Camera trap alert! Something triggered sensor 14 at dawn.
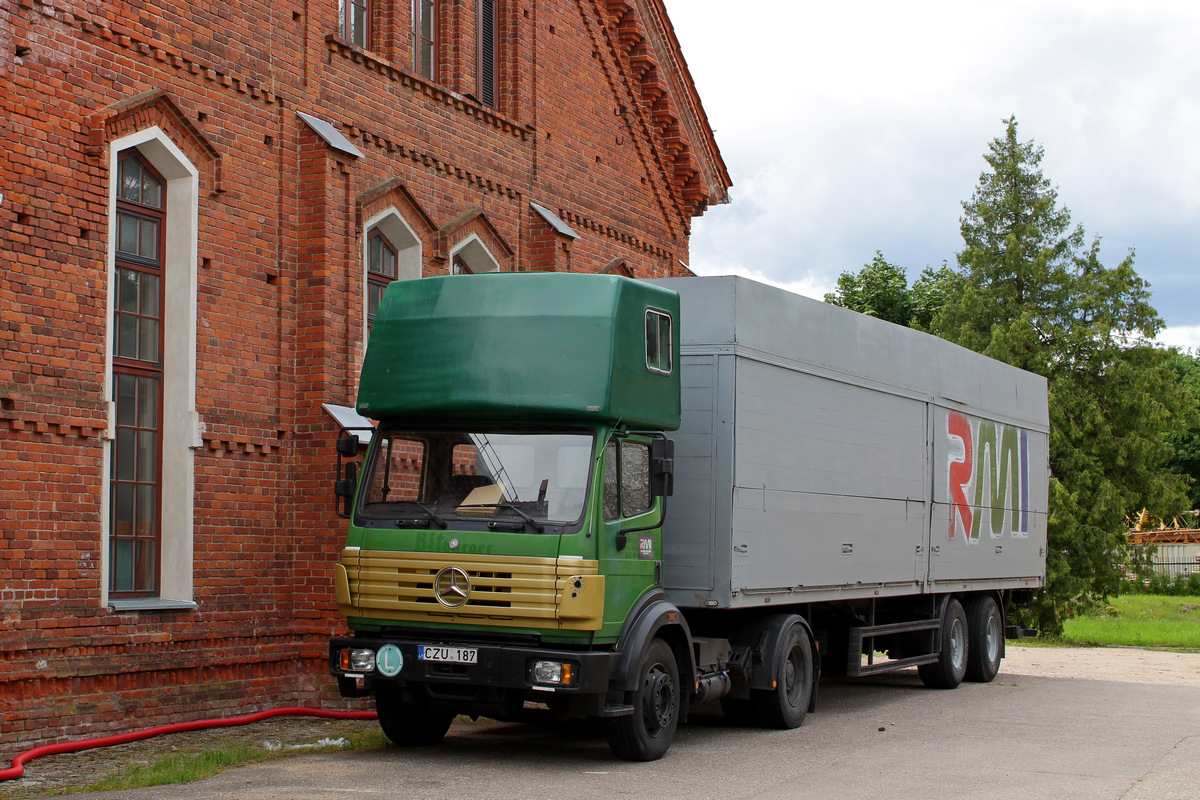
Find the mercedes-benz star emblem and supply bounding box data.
[434,566,471,608]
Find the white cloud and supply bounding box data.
[664,0,1200,328]
[1155,326,1200,354]
[687,259,835,303]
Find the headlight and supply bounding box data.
[340,648,375,672]
[531,660,575,686]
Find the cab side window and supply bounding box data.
[645,309,672,375]
[621,442,651,516]
[603,439,652,520]
[603,440,620,521]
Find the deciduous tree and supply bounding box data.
[1163,352,1200,510]
[824,251,912,326]
[825,254,953,329]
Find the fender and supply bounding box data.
[611,589,696,693]
[932,593,953,651]
[731,613,821,712]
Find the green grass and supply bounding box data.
[77,744,269,793]
[1060,595,1200,650]
[71,727,388,795]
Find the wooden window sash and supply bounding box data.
[111,150,166,597]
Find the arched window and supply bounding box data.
[363,208,422,335]
[111,151,166,596]
[367,228,398,325]
[104,127,200,610]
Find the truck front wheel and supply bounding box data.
[918,598,969,689]
[607,638,680,761]
[375,686,454,746]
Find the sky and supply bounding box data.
[661,0,1200,350]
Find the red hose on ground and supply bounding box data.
[0,707,378,783]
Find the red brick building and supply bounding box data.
[0,0,728,747]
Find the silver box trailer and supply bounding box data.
[649,276,1049,612]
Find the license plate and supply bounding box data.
[417,645,478,664]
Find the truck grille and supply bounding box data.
[340,550,600,630]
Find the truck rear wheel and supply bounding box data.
[965,595,1003,683]
[918,598,969,689]
[749,621,812,729]
[375,687,454,746]
[607,638,679,761]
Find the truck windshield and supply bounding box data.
[357,429,594,531]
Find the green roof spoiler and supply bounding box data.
[357,273,681,431]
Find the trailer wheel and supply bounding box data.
[965,595,1003,683]
[918,598,969,689]
[749,621,812,729]
[375,687,454,746]
[607,638,680,761]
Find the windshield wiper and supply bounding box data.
[456,503,545,533]
[395,502,447,529]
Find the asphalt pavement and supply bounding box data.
[55,665,1200,800]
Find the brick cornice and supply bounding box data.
[28,0,286,108]
[556,208,676,263]
[0,387,106,440]
[339,118,525,204]
[324,35,530,142]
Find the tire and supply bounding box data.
[749,621,813,729]
[918,598,969,690]
[965,595,1003,683]
[375,686,454,746]
[607,638,680,761]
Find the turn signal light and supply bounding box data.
[531,660,575,686]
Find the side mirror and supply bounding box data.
[334,462,358,519]
[334,431,362,520]
[336,433,360,457]
[650,438,674,497]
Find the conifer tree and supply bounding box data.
[930,116,1195,632]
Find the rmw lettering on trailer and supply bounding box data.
[946,411,1031,543]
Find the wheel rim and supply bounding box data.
[949,616,966,670]
[642,661,675,734]
[985,612,1001,664]
[783,644,804,706]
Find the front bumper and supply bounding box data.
[329,635,616,698]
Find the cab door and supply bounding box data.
[599,435,663,627]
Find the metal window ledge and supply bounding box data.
[109,598,198,612]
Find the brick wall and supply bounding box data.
[0,0,728,749]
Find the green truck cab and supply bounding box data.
[329,273,689,760]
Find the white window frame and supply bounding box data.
[449,233,500,274]
[102,127,201,610]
